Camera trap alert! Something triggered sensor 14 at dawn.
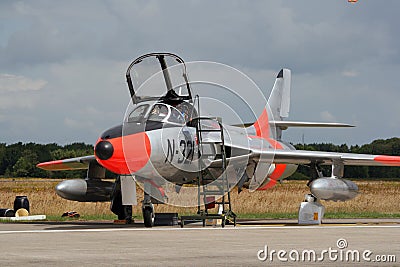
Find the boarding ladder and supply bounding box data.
[180,113,236,227]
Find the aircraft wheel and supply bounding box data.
[143,207,154,228]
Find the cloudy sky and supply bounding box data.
[1,1,400,146]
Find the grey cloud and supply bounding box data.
[0,74,47,92]
[0,0,400,144]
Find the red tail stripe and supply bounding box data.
[258,138,287,190]
[253,108,269,138]
[257,179,277,190]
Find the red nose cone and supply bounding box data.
[95,132,151,174]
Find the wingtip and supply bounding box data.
[374,155,400,166]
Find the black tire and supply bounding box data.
[143,208,154,228]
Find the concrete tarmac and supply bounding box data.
[0,219,398,266]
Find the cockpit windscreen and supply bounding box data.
[127,53,191,103]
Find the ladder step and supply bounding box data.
[202,190,226,193]
[205,186,229,190]
[203,190,228,194]
[203,184,229,189]
[203,188,228,191]
[200,141,223,144]
[203,180,227,185]
[205,186,228,189]
[206,165,224,168]
[197,129,222,132]
[201,176,215,180]
[200,153,216,157]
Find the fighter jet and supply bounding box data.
[37,53,400,227]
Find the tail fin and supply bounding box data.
[267,68,291,121]
[252,69,291,139]
[249,69,353,140]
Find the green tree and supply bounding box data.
[12,149,39,177]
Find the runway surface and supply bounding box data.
[0,219,398,266]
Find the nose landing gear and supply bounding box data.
[142,192,155,228]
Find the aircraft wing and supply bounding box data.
[37,155,96,171]
[271,121,354,130]
[230,121,354,129]
[254,149,400,166]
[209,149,400,168]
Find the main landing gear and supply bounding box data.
[110,177,133,223]
[111,177,156,227]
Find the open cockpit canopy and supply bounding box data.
[126,53,192,104]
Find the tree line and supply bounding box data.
[1,138,400,179]
[0,142,94,178]
[292,137,400,179]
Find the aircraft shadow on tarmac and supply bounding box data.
[6,218,400,231]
